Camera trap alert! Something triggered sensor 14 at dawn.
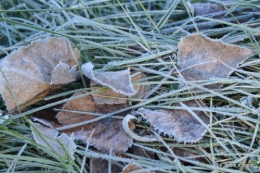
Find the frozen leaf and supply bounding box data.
[0,37,80,112]
[51,62,79,85]
[91,72,150,104]
[31,122,76,158]
[137,101,209,143]
[90,158,121,173]
[177,34,255,89]
[56,92,133,153]
[123,163,150,173]
[81,62,136,95]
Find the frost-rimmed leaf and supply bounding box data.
[91,72,150,104]
[81,62,136,95]
[177,34,256,89]
[31,122,76,158]
[56,92,133,153]
[137,101,209,143]
[0,37,80,112]
[51,62,79,85]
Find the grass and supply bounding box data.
[0,0,260,172]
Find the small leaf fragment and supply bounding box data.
[81,62,136,95]
[177,34,255,89]
[137,101,209,143]
[123,163,150,173]
[192,2,224,16]
[31,122,76,158]
[90,158,122,173]
[0,37,80,112]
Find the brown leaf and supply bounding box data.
[177,34,255,89]
[56,92,133,153]
[90,72,150,104]
[0,37,80,112]
[137,101,209,143]
[81,62,136,96]
[31,122,76,158]
[90,158,122,173]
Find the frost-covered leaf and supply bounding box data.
[31,122,76,158]
[90,158,121,173]
[81,62,136,95]
[137,101,209,143]
[0,37,80,112]
[56,92,133,153]
[91,72,150,104]
[177,34,255,89]
[51,62,79,85]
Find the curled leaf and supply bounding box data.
[91,72,150,104]
[0,37,80,112]
[177,34,255,89]
[31,122,76,158]
[81,62,136,96]
[90,158,121,173]
[137,101,209,143]
[123,163,150,173]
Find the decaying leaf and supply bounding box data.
[91,72,150,104]
[31,122,76,158]
[0,37,80,112]
[81,62,136,96]
[56,92,133,153]
[90,158,122,173]
[177,34,255,89]
[137,101,209,143]
[123,163,150,173]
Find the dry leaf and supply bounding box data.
[90,158,122,173]
[81,62,136,96]
[31,122,76,158]
[56,92,133,153]
[0,37,80,112]
[123,163,150,173]
[91,72,150,104]
[137,101,209,143]
[177,34,255,89]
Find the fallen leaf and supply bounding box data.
[56,92,133,153]
[31,122,76,158]
[177,34,255,89]
[90,158,122,173]
[137,101,209,143]
[81,62,136,96]
[0,37,80,112]
[91,72,150,104]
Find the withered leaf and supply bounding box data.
[177,34,255,89]
[31,122,76,158]
[91,72,150,104]
[0,37,80,112]
[81,62,136,96]
[137,101,209,143]
[56,92,133,153]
